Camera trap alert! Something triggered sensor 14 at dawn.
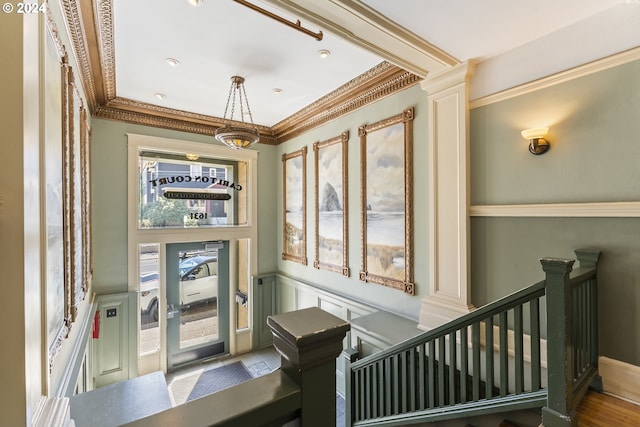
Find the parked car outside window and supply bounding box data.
[140,255,218,324]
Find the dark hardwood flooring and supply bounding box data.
[577,391,640,427]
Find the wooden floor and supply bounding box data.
[577,391,640,427]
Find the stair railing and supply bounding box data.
[541,249,602,427]
[344,249,601,427]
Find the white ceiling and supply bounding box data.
[362,0,622,62]
[112,0,638,128]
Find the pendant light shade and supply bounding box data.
[214,76,260,149]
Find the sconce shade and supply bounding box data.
[521,127,550,155]
[214,76,260,149]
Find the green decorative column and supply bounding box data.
[267,307,350,427]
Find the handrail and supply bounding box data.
[345,249,601,427]
[351,279,546,369]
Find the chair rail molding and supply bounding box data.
[470,201,640,217]
[419,62,477,331]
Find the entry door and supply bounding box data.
[166,241,229,369]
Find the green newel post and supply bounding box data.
[541,249,601,427]
[540,257,576,427]
[267,307,350,427]
[575,249,602,392]
[342,347,359,427]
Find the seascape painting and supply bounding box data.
[360,108,414,294]
[365,123,405,280]
[282,147,307,265]
[314,132,349,275]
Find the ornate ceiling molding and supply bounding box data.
[60,0,101,111]
[95,0,116,100]
[95,104,279,145]
[273,62,421,143]
[102,97,277,145]
[62,0,422,145]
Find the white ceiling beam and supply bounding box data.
[261,0,459,77]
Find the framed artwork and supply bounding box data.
[62,56,75,329]
[282,147,307,265]
[359,108,415,295]
[44,21,72,367]
[44,11,92,368]
[70,81,88,320]
[313,131,349,276]
[80,106,93,294]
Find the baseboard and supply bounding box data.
[599,356,640,404]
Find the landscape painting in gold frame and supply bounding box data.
[282,147,308,265]
[359,108,414,295]
[313,131,349,276]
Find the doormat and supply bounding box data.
[171,361,254,404]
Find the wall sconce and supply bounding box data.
[521,127,550,155]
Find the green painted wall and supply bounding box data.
[471,59,640,205]
[276,84,429,320]
[91,120,278,294]
[92,59,640,365]
[469,59,640,366]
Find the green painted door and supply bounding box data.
[166,241,229,369]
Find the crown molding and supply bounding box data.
[95,103,278,146]
[61,0,104,112]
[273,62,422,143]
[470,46,640,109]
[62,0,423,146]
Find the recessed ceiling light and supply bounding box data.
[188,0,202,6]
[272,88,283,94]
[318,49,331,58]
[166,58,180,67]
[155,93,166,100]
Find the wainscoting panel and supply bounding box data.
[94,293,135,388]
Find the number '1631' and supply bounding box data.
[189,212,208,220]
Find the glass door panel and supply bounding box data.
[166,241,229,369]
[179,254,218,348]
[139,243,160,355]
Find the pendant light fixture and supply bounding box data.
[214,76,260,149]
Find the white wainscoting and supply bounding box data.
[32,397,73,427]
[275,273,379,346]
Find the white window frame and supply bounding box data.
[127,133,258,374]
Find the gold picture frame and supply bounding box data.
[313,131,349,276]
[62,55,74,329]
[359,108,415,295]
[282,147,308,265]
[80,106,93,294]
[45,19,71,366]
[70,82,91,321]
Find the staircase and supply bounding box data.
[344,249,602,427]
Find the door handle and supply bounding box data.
[167,304,179,319]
